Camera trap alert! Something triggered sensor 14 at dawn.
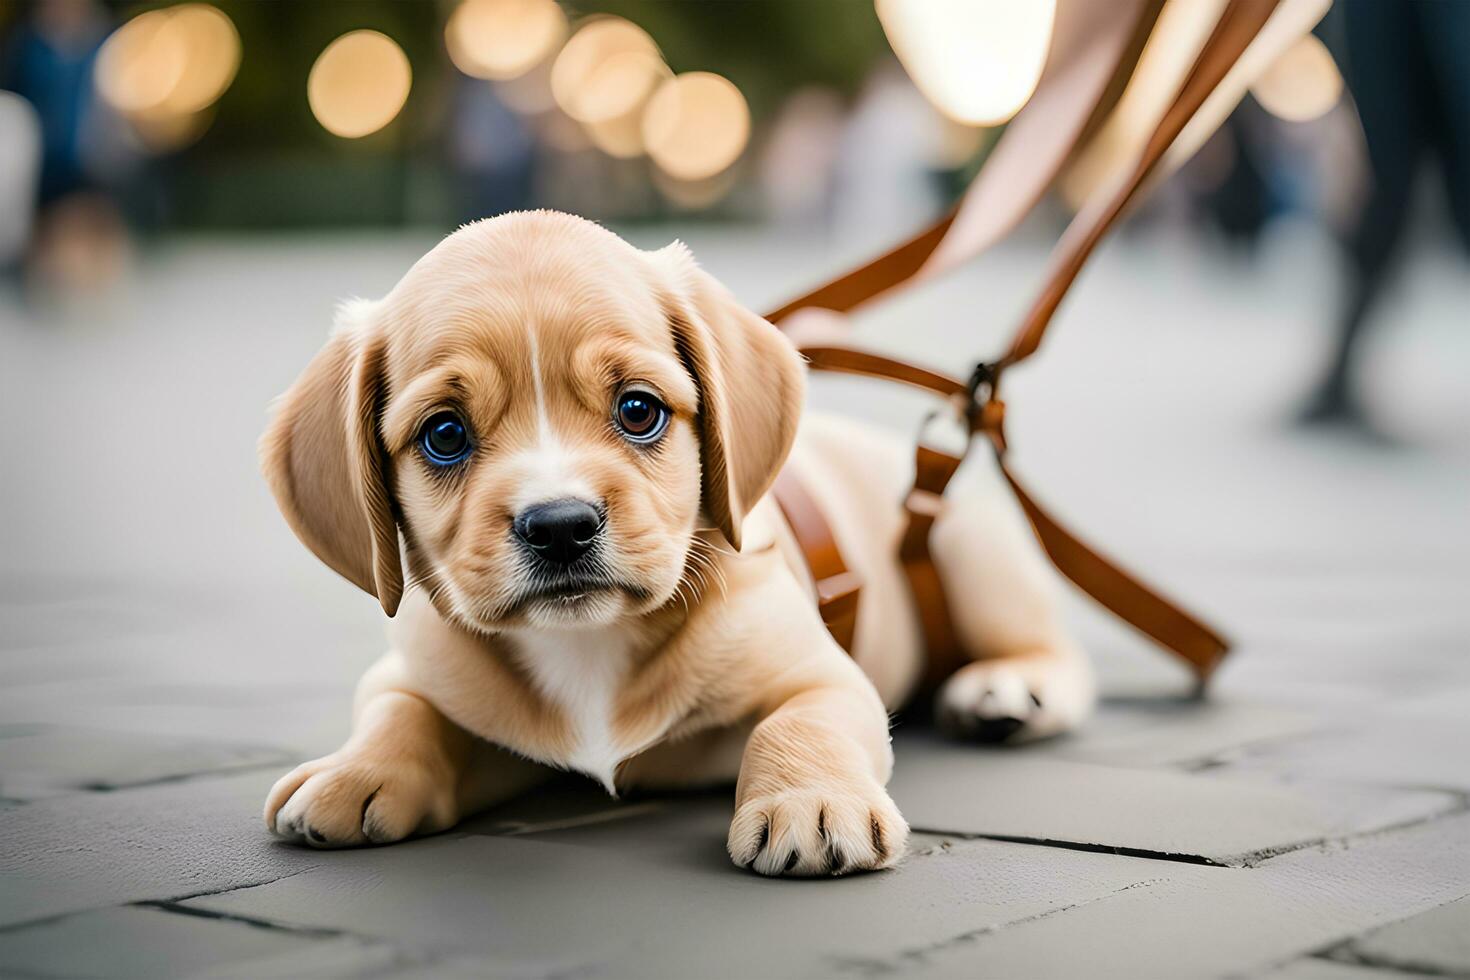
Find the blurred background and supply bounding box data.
[0,0,1466,424]
[0,0,1467,741]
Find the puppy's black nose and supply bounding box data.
[514,498,603,565]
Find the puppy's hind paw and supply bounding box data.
[936,656,1094,745]
[727,782,908,877]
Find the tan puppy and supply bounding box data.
[260,211,1094,876]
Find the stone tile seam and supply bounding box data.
[1316,944,1470,979]
[905,784,1470,871]
[1239,787,1470,869]
[136,899,346,940]
[0,867,318,936]
[140,898,579,978]
[827,876,1172,975]
[1308,889,1470,980]
[907,829,1230,868]
[1172,727,1353,773]
[68,755,296,795]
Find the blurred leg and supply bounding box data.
[1302,0,1429,424]
[1419,0,1470,253]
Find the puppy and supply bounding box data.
[261,211,1094,876]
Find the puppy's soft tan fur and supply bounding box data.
[261,212,1094,876]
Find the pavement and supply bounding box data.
[1,220,1468,979]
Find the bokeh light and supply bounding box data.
[95,4,241,125]
[308,30,413,139]
[574,50,669,126]
[1251,34,1343,123]
[551,17,662,124]
[96,9,189,116]
[875,0,1055,126]
[129,105,216,154]
[160,5,242,115]
[643,72,750,181]
[446,0,568,81]
[584,111,647,159]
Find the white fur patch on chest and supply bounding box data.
[509,627,634,793]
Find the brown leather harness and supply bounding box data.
[767,0,1324,687]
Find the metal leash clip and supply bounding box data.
[964,360,1007,454]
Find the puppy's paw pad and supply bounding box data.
[264,755,450,849]
[937,660,1092,744]
[728,784,907,878]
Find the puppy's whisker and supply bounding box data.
[687,537,729,602]
[692,528,739,558]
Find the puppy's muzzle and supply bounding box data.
[513,498,604,565]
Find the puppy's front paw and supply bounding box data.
[264,751,455,848]
[936,656,1095,744]
[728,781,908,877]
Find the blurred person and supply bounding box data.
[1300,0,1470,427]
[448,76,536,224]
[760,86,845,228]
[0,0,106,207]
[1196,112,1274,250]
[0,90,42,269]
[830,60,948,253]
[1,0,129,297]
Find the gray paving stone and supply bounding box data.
[1223,720,1470,793]
[0,770,323,928]
[0,904,326,979]
[189,940,607,980]
[184,936,446,980]
[185,795,1220,979]
[0,724,293,801]
[1043,698,1325,769]
[1332,895,1470,977]
[876,811,1470,980]
[888,732,1457,865]
[0,680,354,766]
[1253,958,1415,980]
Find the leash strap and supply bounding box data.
[767,0,1323,682]
[770,469,861,652]
[765,0,1165,324]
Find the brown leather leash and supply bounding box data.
[769,0,1321,687]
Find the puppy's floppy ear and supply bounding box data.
[259,300,403,615]
[650,242,806,551]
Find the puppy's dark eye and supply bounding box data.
[614,391,669,444]
[419,411,472,466]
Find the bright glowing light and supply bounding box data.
[308,31,412,139]
[446,0,567,81]
[96,9,186,115]
[1251,34,1343,122]
[160,5,241,114]
[643,72,750,181]
[574,49,668,124]
[875,0,1055,126]
[584,112,646,158]
[551,17,661,123]
[96,4,241,118]
[129,105,215,152]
